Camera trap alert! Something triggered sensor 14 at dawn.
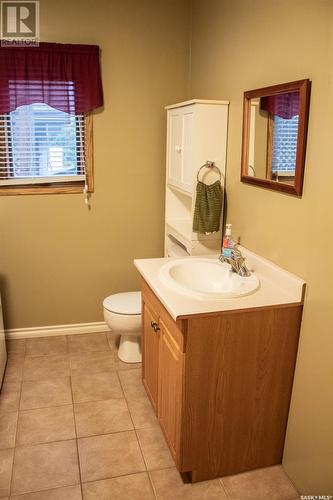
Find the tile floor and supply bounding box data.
[0,332,300,499]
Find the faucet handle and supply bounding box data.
[231,246,242,260]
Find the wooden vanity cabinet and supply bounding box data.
[142,279,185,465]
[141,278,303,482]
[142,302,159,411]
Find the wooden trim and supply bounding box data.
[6,321,110,339]
[266,112,274,179]
[243,79,310,100]
[241,79,311,197]
[0,112,94,196]
[165,99,229,110]
[84,112,94,193]
[0,183,86,196]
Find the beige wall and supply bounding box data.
[190,0,333,494]
[0,0,191,328]
[1,0,332,493]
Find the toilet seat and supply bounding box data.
[103,291,141,316]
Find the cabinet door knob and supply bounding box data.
[150,321,160,333]
[175,145,182,153]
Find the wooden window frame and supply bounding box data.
[241,79,311,197]
[0,112,93,196]
[265,112,274,180]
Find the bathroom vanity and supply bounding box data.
[134,248,305,482]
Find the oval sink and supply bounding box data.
[159,258,260,299]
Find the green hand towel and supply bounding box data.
[192,180,223,234]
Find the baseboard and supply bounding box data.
[6,321,111,339]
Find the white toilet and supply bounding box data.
[103,291,142,363]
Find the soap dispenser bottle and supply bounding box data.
[222,223,234,259]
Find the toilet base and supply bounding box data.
[118,334,142,363]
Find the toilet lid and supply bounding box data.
[103,291,142,315]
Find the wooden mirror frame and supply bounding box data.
[240,79,311,196]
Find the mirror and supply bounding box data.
[241,79,311,196]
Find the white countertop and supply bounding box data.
[134,247,306,321]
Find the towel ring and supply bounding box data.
[197,161,223,183]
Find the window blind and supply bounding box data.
[272,115,298,174]
[0,102,86,186]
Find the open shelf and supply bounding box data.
[165,220,192,251]
[167,183,193,198]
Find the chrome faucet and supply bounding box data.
[219,247,251,277]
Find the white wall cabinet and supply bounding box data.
[167,106,194,193]
[164,99,229,256]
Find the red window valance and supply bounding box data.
[260,91,299,119]
[0,42,103,114]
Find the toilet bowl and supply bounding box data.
[103,291,142,363]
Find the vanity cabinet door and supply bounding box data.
[142,302,160,411]
[158,320,184,463]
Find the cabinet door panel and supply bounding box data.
[167,112,183,187]
[158,321,184,462]
[182,111,194,191]
[142,302,160,411]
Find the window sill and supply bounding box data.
[0,182,93,196]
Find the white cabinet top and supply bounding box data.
[165,99,229,110]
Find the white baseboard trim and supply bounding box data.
[6,321,111,339]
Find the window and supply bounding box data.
[266,113,298,183]
[271,114,298,175]
[0,103,93,194]
[0,43,103,195]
